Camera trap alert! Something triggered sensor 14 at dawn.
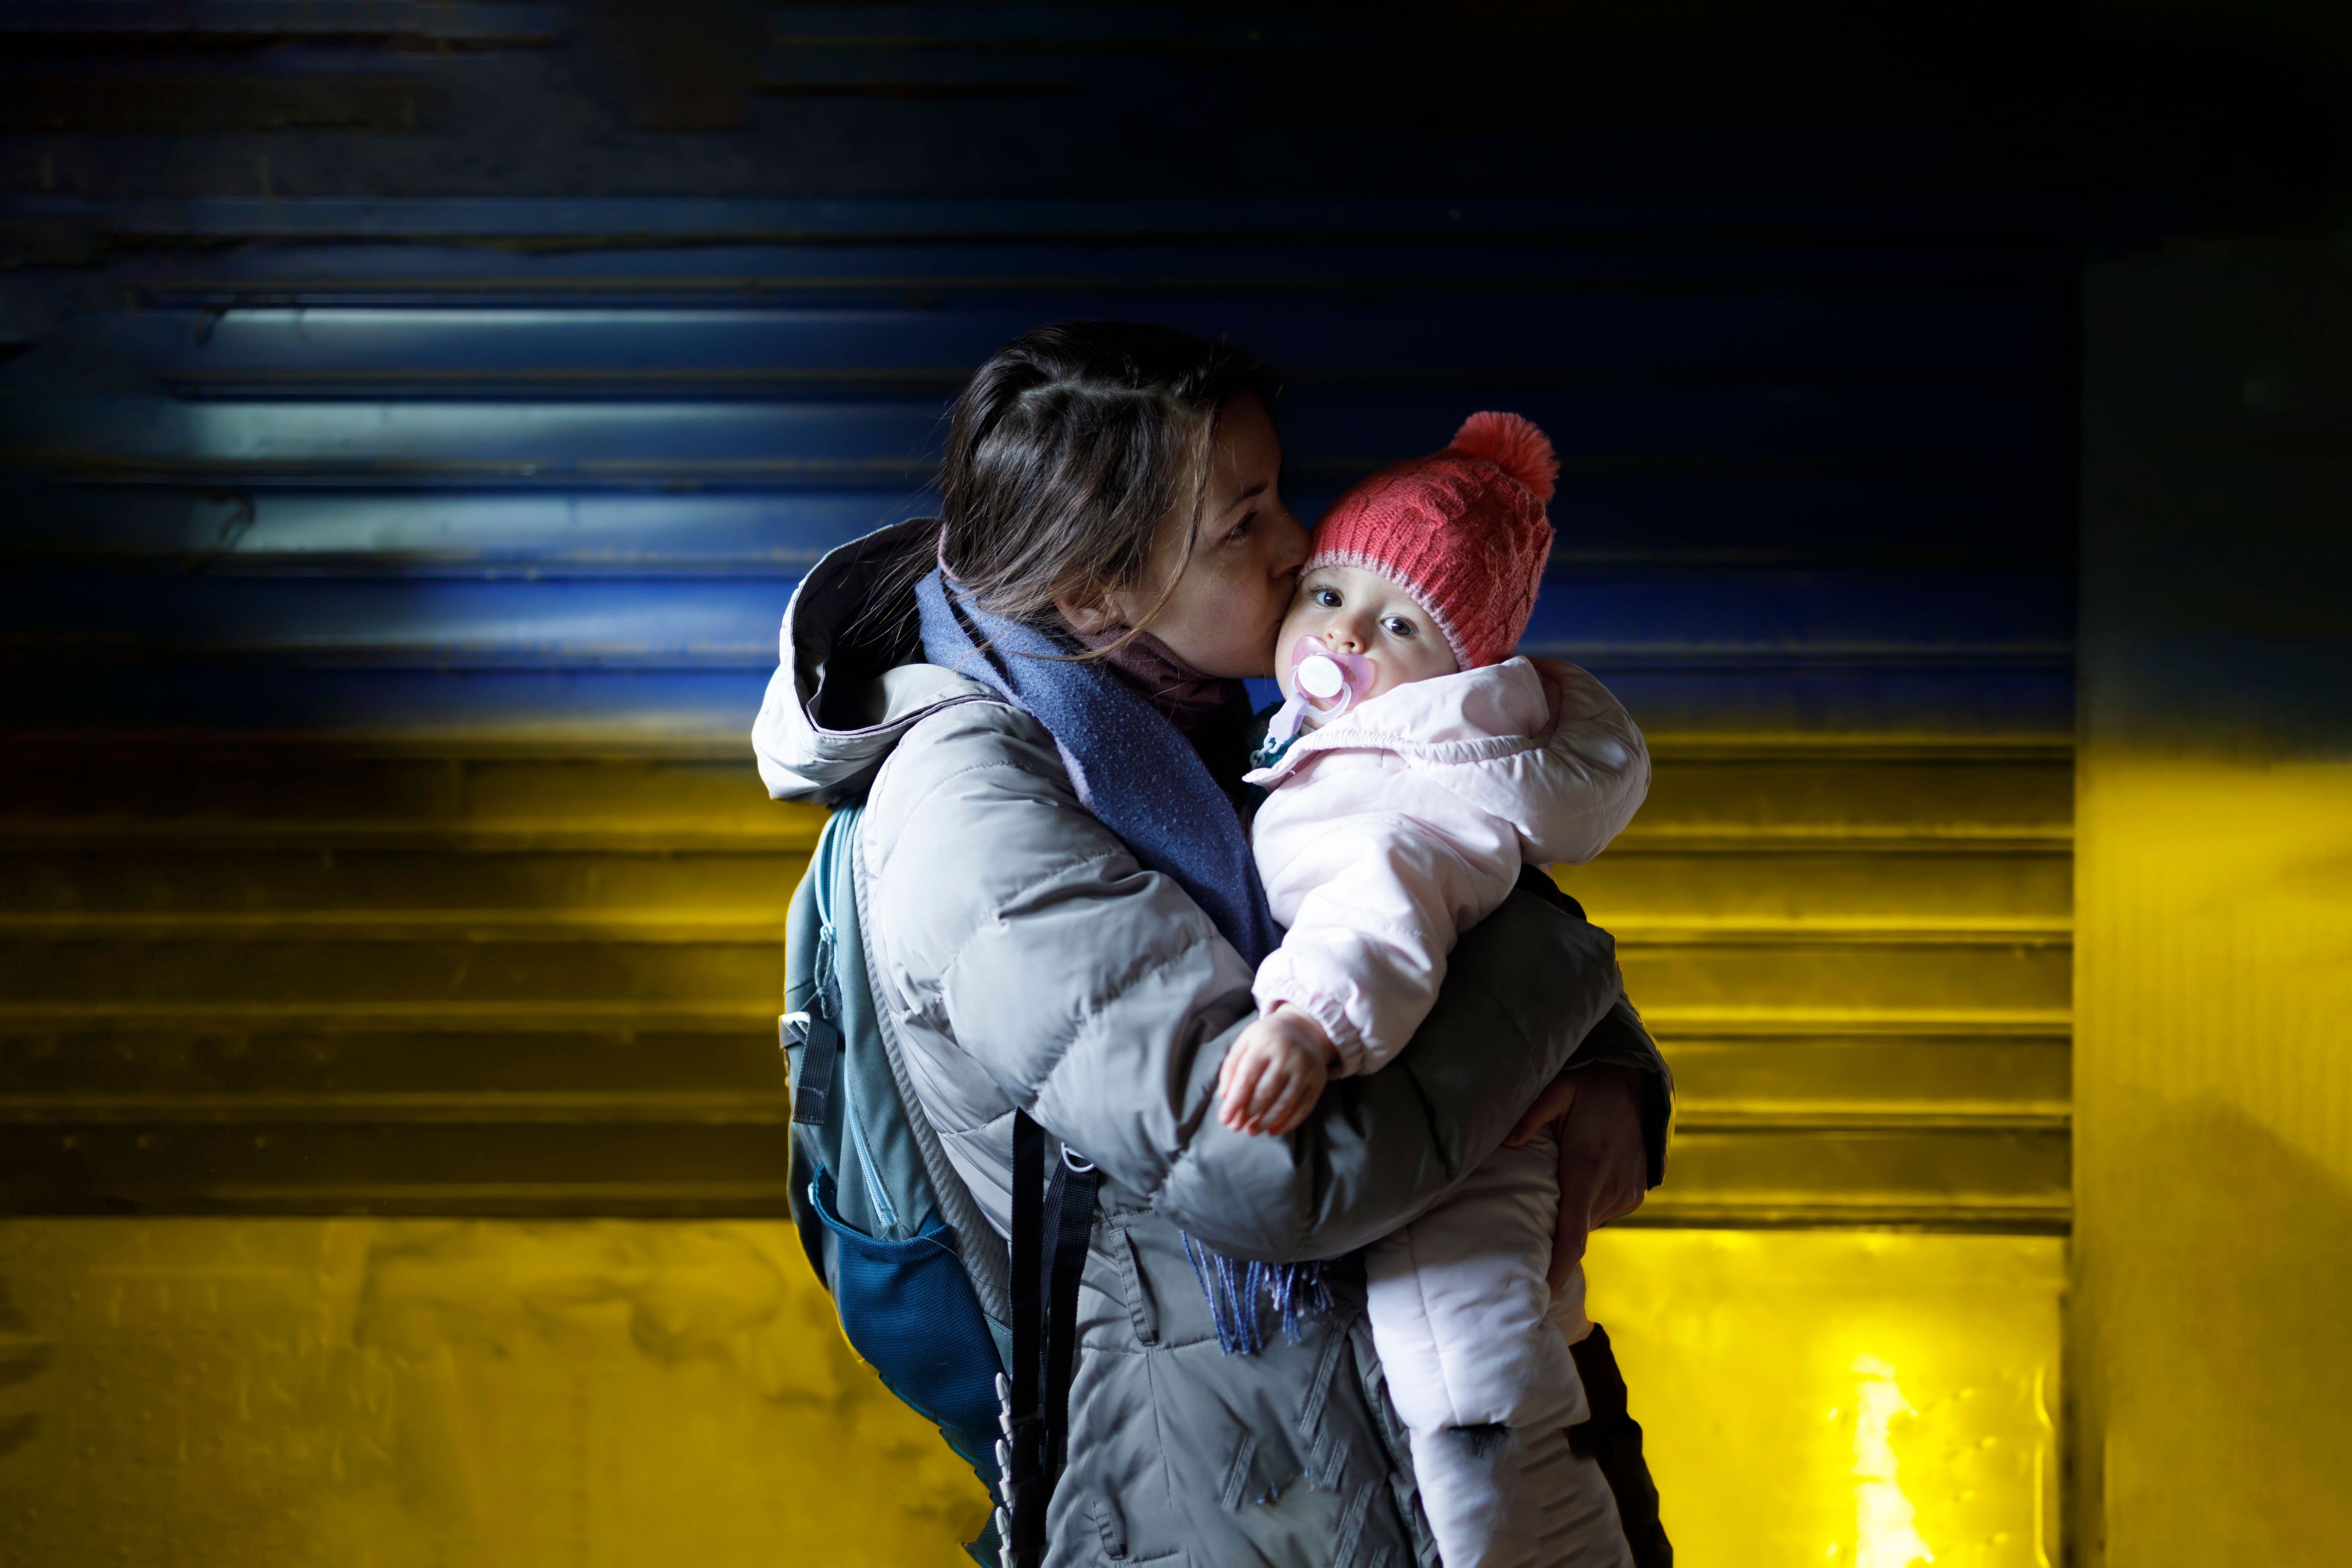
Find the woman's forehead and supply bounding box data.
[1212,394,1281,483]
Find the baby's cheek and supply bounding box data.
[1362,659,1410,703]
[1270,620,1310,698]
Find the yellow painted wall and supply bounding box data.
[0,1219,983,1568]
[0,1220,2061,1568]
[2073,759,2352,1562]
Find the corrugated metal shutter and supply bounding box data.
[3,185,2074,1228]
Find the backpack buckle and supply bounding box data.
[789,1010,842,1128]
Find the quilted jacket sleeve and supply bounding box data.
[860,700,1633,1264]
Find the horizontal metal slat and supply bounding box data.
[0,742,803,822]
[1633,1125,2069,1233]
[0,821,815,852]
[0,47,446,80]
[0,1091,790,1125]
[0,1024,783,1093]
[0,192,2086,243]
[3,384,2073,480]
[0,1120,799,1217]
[92,238,2079,308]
[0,1000,779,1028]
[0,1118,2071,1226]
[0,664,2075,738]
[0,734,2063,849]
[3,847,2062,922]
[1623,744,2072,830]
[0,935,783,1006]
[768,5,1418,53]
[0,487,912,568]
[1637,1006,2071,1037]
[757,50,1084,95]
[0,666,778,738]
[1,846,806,915]
[0,567,2072,661]
[42,293,2071,390]
[0,475,2077,571]
[0,909,2067,944]
[0,819,2056,856]
[0,77,423,132]
[1563,851,2070,928]
[0,396,943,478]
[1619,940,2069,1018]
[0,1039,2068,1130]
[0,910,791,939]
[0,1,566,42]
[1662,1035,2070,1129]
[0,931,2063,1019]
[0,998,2071,1038]
[1530,567,2075,651]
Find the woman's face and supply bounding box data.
[1083,392,1307,679]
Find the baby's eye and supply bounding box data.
[1310,587,1342,608]
[1382,615,1418,638]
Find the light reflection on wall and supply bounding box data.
[1585,1229,2061,1567]
[1850,1355,1933,1568]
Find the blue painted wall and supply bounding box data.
[2,196,2078,741]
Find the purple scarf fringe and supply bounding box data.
[1182,1234,1338,1357]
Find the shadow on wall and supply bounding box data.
[2087,1095,2352,1556]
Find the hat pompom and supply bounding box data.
[1450,411,1557,506]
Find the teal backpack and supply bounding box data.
[783,806,1097,1568]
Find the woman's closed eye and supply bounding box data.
[1224,510,1256,545]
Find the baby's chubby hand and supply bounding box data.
[1215,1004,1337,1136]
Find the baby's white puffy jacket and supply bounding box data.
[1244,656,1649,1074]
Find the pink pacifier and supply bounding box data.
[1294,636,1375,713]
[1266,636,1378,748]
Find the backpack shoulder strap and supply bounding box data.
[827,804,1097,1568]
[843,806,1013,1327]
[996,1114,1098,1568]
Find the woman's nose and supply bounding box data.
[1267,505,1309,577]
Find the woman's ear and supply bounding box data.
[1053,591,1123,636]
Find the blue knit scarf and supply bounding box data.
[915,567,1330,1354]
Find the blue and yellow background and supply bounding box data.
[0,3,2345,1563]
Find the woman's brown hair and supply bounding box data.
[935,321,1279,645]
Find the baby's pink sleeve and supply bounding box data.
[1251,779,1525,1075]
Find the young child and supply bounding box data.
[1214,412,1650,1567]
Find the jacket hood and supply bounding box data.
[1245,656,1650,865]
[751,519,995,802]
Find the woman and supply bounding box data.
[754,323,1670,1566]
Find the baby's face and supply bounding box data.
[1272,564,1461,709]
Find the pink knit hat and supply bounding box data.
[1305,411,1558,670]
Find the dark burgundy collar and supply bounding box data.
[1066,623,1245,735]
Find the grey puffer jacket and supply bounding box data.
[754,522,1669,1568]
